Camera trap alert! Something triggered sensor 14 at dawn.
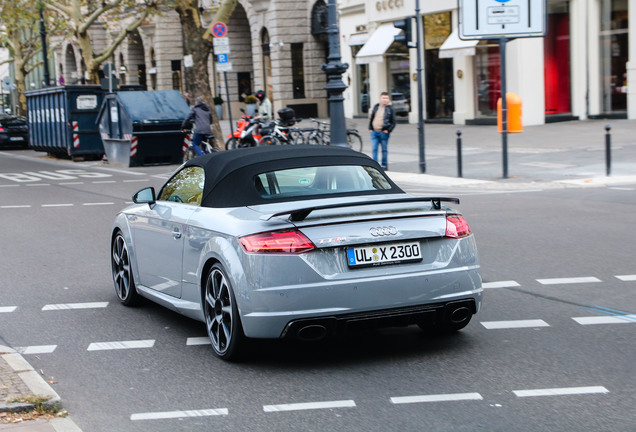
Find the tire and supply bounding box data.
[204,264,245,360]
[225,137,239,150]
[307,132,324,146]
[260,135,281,146]
[111,232,140,306]
[346,131,363,152]
[288,130,304,145]
[183,147,197,162]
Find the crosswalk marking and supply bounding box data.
[391,392,483,404]
[513,386,609,398]
[42,302,109,311]
[481,319,550,329]
[263,400,356,412]
[131,408,228,421]
[87,340,155,351]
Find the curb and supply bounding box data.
[0,346,82,432]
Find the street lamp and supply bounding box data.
[321,0,349,147]
[38,1,51,87]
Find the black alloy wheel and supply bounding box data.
[111,232,139,306]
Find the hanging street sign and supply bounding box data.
[458,0,547,40]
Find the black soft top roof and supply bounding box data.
[181,145,402,208]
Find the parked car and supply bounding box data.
[391,92,410,116]
[111,145,482,360]
[0,114,28,148]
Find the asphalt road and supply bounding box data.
[1,149,635,431]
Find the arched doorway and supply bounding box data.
[64,44,79,83]
[127,30,146,89]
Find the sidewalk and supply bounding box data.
[218,116,636,190]
[0,347,80,432]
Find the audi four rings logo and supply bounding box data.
[369,226,398,236]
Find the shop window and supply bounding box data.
[291,43,305,99]
[600,0,628,113]
[474,41,500,117]
[424,12,453,119]
[545,1,571,115]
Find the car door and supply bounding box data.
[131,166,205,298]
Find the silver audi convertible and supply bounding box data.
[111,145,482,360]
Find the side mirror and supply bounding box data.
[133,187,156,207]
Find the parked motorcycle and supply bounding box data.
[225,109,263,149]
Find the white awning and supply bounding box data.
[439,31,479,58]
[356,24,401,64]
[348,33,368,46]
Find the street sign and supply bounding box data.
[217,54,229,63]
[458,0,547,40]
[216,62,233,72]
[212,22,228,38]
[213,37,230,54]
[2,76,11,91]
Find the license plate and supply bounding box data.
[347,241,422,267]
[9,136,24,141]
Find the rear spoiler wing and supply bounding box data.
[261,197,460,222]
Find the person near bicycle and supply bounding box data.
[255,90,272,121]
[181,96,212,156]
[368,91,396,169]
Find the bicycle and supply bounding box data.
[183,132,216,162]
[305,119,363,152]
[259,118,304,146]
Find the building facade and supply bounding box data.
[339,0,636,126]
[50,0,333,119]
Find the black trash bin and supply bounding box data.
[96,90,189,167]
[26,85,105,159]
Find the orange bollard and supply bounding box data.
[497,93,523,133]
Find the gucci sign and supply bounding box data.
[376,0,404,12]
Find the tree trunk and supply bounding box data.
[10,33,27,117]
[175,0,223,149]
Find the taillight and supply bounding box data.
[239,230,315,254]
[445,214,472,239]
[0,127,4,132]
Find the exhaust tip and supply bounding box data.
[296,324,328,342]
[449,307,471,324]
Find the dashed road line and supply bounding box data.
[15,345,57,355]
[59,182,84,185]
[87,340,155,351]
[41,203,74,207]
[481,319,550,329]
[572,315,636,325]
[0,306,17,313]
[82,202,115,206]
[537,277,602,285]
[25,183,51,187]
[186,337,210,346]
[263,400,356,413]
[482,281,520,289]
[391,392,483,404]
[1,205,31,209]
[513,386,609,398]
[616,274,636,281]
[131,408,228,421]
[42,302,109,311]
[92,180,117,184]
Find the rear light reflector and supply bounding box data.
[239,230,315,254]
[445,214,472,239]
[0,127,4,132]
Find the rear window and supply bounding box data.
[254,165,392,199]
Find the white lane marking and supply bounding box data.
[92,180,117,184]
[26,183,51,187]
[15,345,57,355]
[536,277,601,285]
[123,179,148,183]
[59,182,84,185]
[41,203,74,207]
[87,340,155,351]
[42,302,109,311]
[482,281,520,289]
[1,205,32,209]
[616,274,636,281]
[513,386,609,398]
[0,306,17,313]
[97,166,146,176]
[82,202,115,206]
[0,184,19,188]
[186,337,210,346]
[609,187,634,191]
[263,400,356,413]
[131,408,228,421]
[572,315,636,325]
[481,319,550,329]
[391,392,483,404]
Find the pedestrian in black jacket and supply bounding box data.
[181,97,212,156]
[368,92,396,169]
